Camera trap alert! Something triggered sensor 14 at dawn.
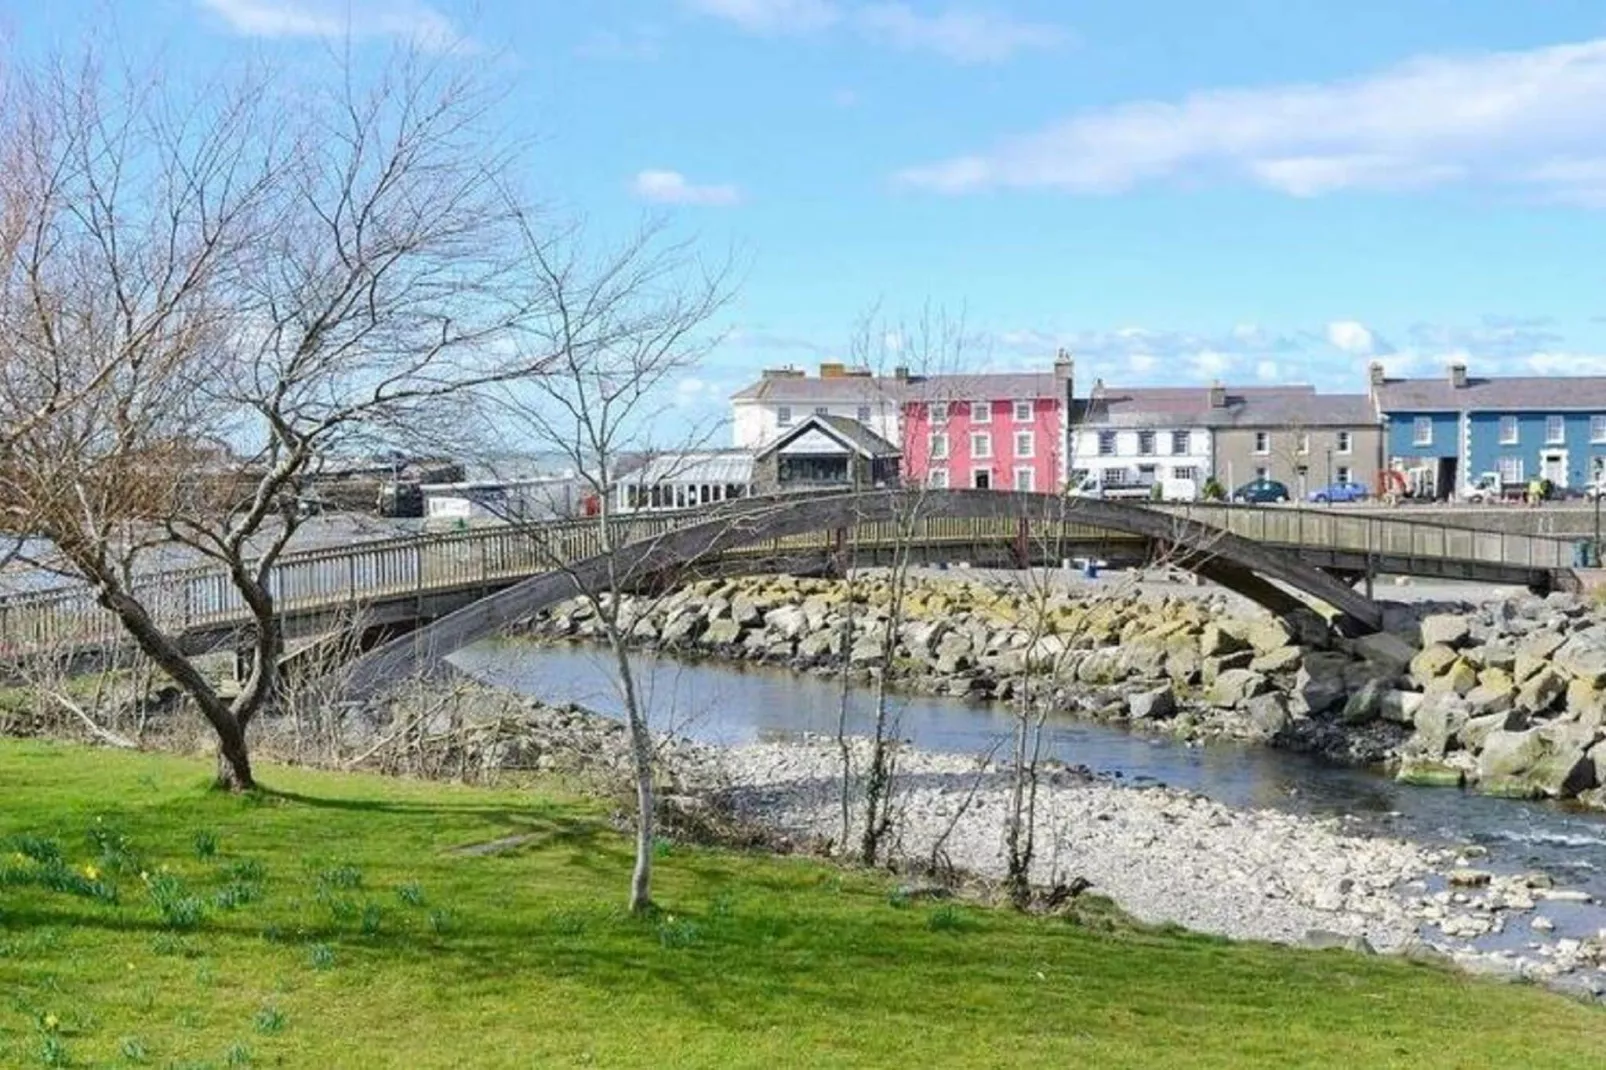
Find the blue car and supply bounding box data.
[1307,481,1369,504]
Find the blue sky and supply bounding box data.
[13,0,1606,423]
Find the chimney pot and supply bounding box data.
[1448,362,1467,388]
[1368,361,1385,387]
[1209,381,1227,408]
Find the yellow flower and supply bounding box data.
[139,870,150,882]
[82,864,100,881]
[42,1013,59,1031]
[8,852,27,866]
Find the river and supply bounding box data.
[450,638,1606,913]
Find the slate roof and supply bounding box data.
[1074,385,1376,429]
[756,414,901,460]
[730,369,1067,403]
[619,450,755,486]
[730,375,900,403]
[1373,376,1606,412]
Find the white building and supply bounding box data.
[421,476,587,524]
[612,450,755,513]
[730,363,904,450]
[1070,387,1215,497]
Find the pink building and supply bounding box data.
[901,358,1073,493]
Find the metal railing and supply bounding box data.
[0,500,1576,654]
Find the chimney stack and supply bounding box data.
[819,362,846,379]
[893,366,909,381]
[1448,361,1468,389]
[1368,361,1385,387]
[1209,381,1227,408]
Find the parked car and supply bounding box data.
[1231,478,1290,504]
[1307,481,1369,504]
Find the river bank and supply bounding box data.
[386,682,1606,999]
[518,572,1606,810]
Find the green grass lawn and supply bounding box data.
[1,740,1602,1069]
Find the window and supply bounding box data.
[928,401,948,423]
[1137,430,1156,455]
[1547,414,1566,444]
[1413,417,1432,446]
[1097,430,1117,456]
[1171,430,1190,455]
[777,405,793,427]
[1172,466,1198,483]
[1014,431,1035,458]
[1498,456,1524,484]
[970,401,991,424]
[1297,433,1310,455]
[928,468,949,489]
[1013,399,1033,422]
[1593,415,1606,443]
[971,433,993,459]
[1499,416,1519,445]
[1013,467,1034,492]
[972,470,991,490]
[929,432,949,460]
[1137,464,1158,486]
[1254,466,1269,480]
[1336,430,1353,454]
[857,404,872,423]
[1102,467,1130,486]
[814,405,829,416]
[1336,466,1353,484]
[1253,431,1270,455]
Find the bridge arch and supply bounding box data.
[339,489,1382,699]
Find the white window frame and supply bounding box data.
[1547,414,1566,445]
[970,401,991,424]
[1335,430,1353,455]
[1335,465,1353,485]
[1013,399,1033,423]
[856,404,872,423]
[927,468,949,489]
[1412,417,1432,446]
[776,405,793,427]
[1498,456,1524,485]
[1592,415,1606,444]
[1170,430,1190,456]
[1014,430,1035,458]
[1013,467,1034,493]
[970,432,993,460]
[1296,432,1310,455]
[929,432,949,461]
[1499,416,1519,445]
[1253,431,1270,455]
[814,405,829,416]
[928,401,949,423]
[1137,430,1156,455]
[1172,465,1198,483]
[1096,430,1117,456]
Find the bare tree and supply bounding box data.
[0,40,545,789]
[471,219,733,914]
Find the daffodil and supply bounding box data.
[83,864,100,881]
[42,1013,59,1031]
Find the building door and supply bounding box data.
[1542,450,1568,487]
[973,470,990,490]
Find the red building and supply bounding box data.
[900,356,1073,492]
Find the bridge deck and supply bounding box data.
[0,499,1579,655]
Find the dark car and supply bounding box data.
[1231,478,1290,504]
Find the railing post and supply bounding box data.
[1014,515,1029,569]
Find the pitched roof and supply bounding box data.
[730,368,1068,404]
[900,371,1065,402]
[730,375,902,403]
[1373,376,1606,412]
[619,450,755,486]
[1220,392,1377,428]
[1074,385,1362,428]
[756,413,901,460]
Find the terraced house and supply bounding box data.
[1372,362,1606,498]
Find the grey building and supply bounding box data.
[752,414,901,494]
[1208,388,1383,499]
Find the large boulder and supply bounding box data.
[1350,631,1415,673]
[1244,693,1291,740]
[1381,689,1425,726]
[1478,725,1599,799]
[1247,617,1294,654]
[1293,654,1355,717]
[1127,685,1177,721]
[730,597,764,628]
[1205,668,1268,708]
[1409,643,1460,687]
[700,618,744,648]
[1199,623,1249,658]
[1420,613,1473,649]
[1460,709,1528,752]
[1407,693,1470,759]
[1249,645,1303,675]
[763,604,809,641]
[1554,633,1606,687]
[1425,658,1478,696]
[1516,667,1567,715]
[1478,642,1517,673]
[660,612,705,646]
[1201,650,1254,683]
[1515,631,1567,681]
[1341,678,1386,725]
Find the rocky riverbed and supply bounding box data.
[521,572,1606,810]
[380,683,1606,999]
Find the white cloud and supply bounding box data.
[853,4,1068,64]
[1190,350,1235,377]
[682,0,840,34]
[1255,360,1282,382]
[1525,352,1606,375]
[1326,320,1380,356]
[630,170,742,207]
[1128,353,1156,373]
[196,0,468,51]
[895,36,1606,201]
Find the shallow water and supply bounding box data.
[449,639,1606,917]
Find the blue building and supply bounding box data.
[1371,362,1606,498]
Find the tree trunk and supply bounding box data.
[214,725,256,791]
[609,627,655,915]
